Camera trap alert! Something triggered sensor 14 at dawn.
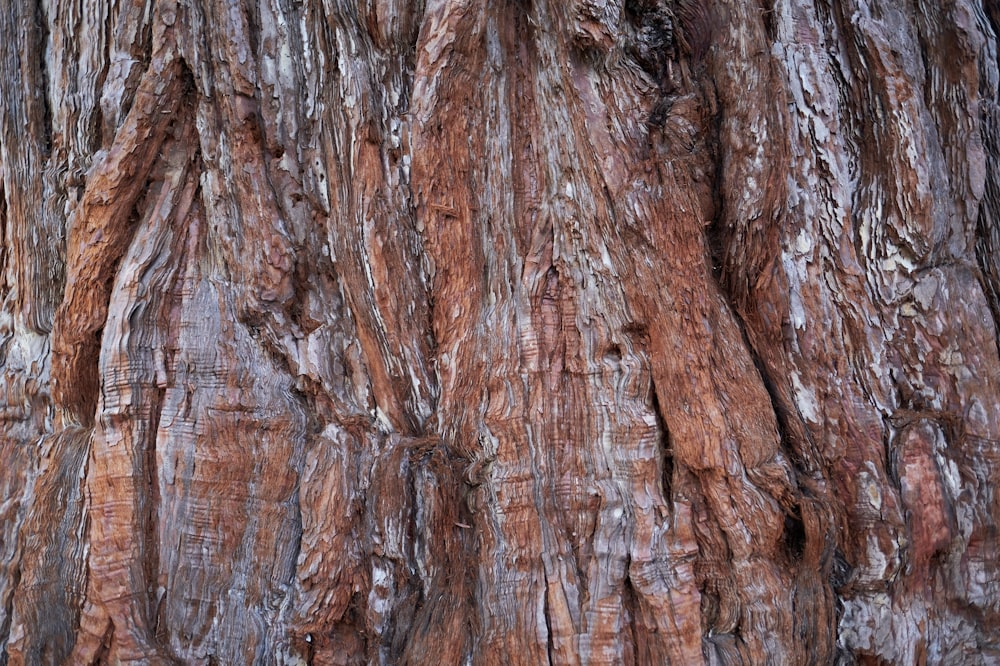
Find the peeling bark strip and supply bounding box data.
[2,0,1000,663]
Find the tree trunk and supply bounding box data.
[2,0,1000,663]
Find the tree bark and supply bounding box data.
[2,0,1000,663]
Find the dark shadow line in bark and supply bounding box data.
[743,346,804,510]
[244,1,260,64]
[90,619,115,666]
[702,87,728,285]
[144,385,168,646]
[975,4,1000,359]
[701,137,834,576]
[541,569,555,666]
[647,371,674,508]
[830,546,853,593]
[974,234,1000,361]
[31,0,52,156]
[88,12,115,155]
[621,569,640,666]
[0,176,6,355]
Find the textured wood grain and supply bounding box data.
[2,0,1000,664]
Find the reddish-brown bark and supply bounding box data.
[2,0,1000,663]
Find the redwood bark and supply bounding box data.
[2,0,1000,664]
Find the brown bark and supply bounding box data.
[2,0,1000,663]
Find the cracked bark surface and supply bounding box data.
[2,0,1000,663]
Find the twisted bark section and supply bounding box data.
[1,0,1000,664]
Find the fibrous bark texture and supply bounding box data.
[2,0,1000,663]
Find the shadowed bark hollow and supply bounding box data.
[2,0,1000,663]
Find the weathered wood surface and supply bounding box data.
[2,0,1000,663]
